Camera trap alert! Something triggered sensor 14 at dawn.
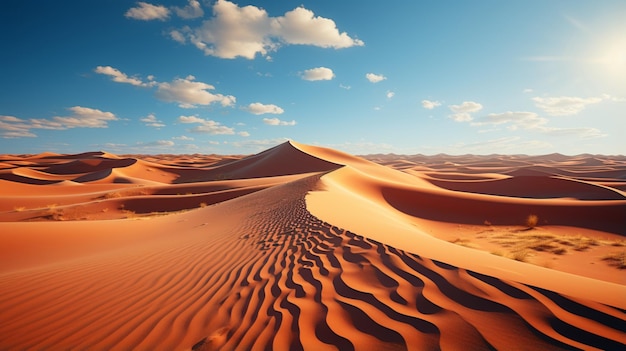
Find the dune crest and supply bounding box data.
[1,142,624,350]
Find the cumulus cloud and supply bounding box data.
[0,107,117,138]
[96,66,235,109]
[365,73,386,83]
[238,131,250,137]
[245,102,284,115]
[532,96,603,116]
[140,114,165,128]
[301,67,335,81]
[169,0,363,59]
[170,29,187,43]
[52,106,118,128]
[271,7,364,48]
[386,91,395,99]
[95,66,154,87]
[155,75,236,108]
[421,100,441,109]
[173,0,203,19]
[263,117,296,126]
[125,2,170,21]
[449,101,483,122]
[178,115,234,134]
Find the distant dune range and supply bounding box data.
[0,141,624,350]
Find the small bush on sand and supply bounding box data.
[525,214,538,229]
[601,251,626,269]
[510,248,531,262]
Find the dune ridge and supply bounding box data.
[1,141,625,350]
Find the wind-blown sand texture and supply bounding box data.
[1,141,625,350]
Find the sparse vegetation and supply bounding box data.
[449,237,479,249]
[199,202,208,208]
[525,214,538,229]
[476,225,625,270]
[510,248,531,262]
[601,250,626,269]
[13,206,26,212]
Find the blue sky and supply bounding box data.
[1,0,625,155]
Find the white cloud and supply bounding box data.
[541,127,605,138]
[365,73,386,83]
[95,66,154,87]
[140,113,165,128]
[532,96,603,116]
[95,66,236,109]
[178,115,235,134]
[449,101,483,122]
[523,88,533,94]
[125,2,170,21]
[472,111,547,130]
[386,91,395,99]
[339,84,351,90]
[0,116,37,138]
[263,117,296,126]
[0,107,117,138]
[170,0,362,59]
[271,7,364,48]
[170,29,186,43]
[52,106,118,128]
[472,111,606,139]
[173,0,203,19]
[421,100,441,110]
[238,131,250,137]
[301,67,335,81]
[245,102,284,115]
[153,140,175,147]
[172,135,194,141]
[156,76,236,108]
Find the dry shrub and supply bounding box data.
[601,251,626,269]
[450,237,480,249]
[525,214,538,228]
[510,249,531,262]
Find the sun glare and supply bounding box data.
[592,32,626,80]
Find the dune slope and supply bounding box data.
[0,141,625,350]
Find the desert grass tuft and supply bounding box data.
[601,251,626,269]
[449,237,480,249]
[510,248,531,262]
[525,214,538,229]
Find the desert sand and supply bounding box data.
[0,141,624,350]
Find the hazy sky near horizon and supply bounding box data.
[1,0,625,155]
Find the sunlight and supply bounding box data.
[591,32,626,80]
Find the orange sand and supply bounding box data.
[0,142,624,350]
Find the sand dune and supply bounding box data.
[0,141,624,350]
